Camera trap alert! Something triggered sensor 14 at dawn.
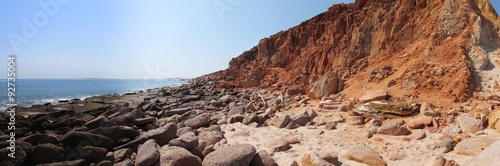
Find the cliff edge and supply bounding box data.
[208,0,500,107]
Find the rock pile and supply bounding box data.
[1,75,500,165]
[0,78,290,166]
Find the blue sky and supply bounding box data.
[0,0,499,79]
[0,0,352,79]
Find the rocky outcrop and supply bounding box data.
[208,0,500,105]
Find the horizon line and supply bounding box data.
[0,77,193,80]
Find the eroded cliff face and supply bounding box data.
[208,0,500,106]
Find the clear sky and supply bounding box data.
[1,0,499,79]
[0,0,352,79]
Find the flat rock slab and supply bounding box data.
[88,126,140,142]
[163,107,194,117]
[359,89,388,103]
[71,103,108,113]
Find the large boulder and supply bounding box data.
[0,145,27,166]
[39,130,62,145]
[114,148,132,162]
[88,126,140,142]
[114,123,177,151]
[291,113,311,126]
[268,139,291,152]
[136,139,160,166]
[300,151,334,166]
[346,115,364,125]
[457,113,484,135]
[377,122,410,136]
[310,73,340,99]
[242,113,259,125]
[425,156,446,166]
[169,131,199,150]
[35,143,65,164]
[136,123,177,146]
[62,131,114,149]
[18,133,42,146]
[83,115,108,129]
[454,137,497,156]
[488,110,500,130]
[202,144,256,166]
[184,114,210,129]
[158,146,202,166]
[407,116,433,129]
[465,140,500,166]
[344,146,386,166]
[250,150,278,166]
[198,129,225,151]
[228,106,245,117]
[271,115,290,128]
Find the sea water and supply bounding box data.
[0,79,185,111]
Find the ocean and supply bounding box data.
[0,79,185,111]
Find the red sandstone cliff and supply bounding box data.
[208,0,500,106]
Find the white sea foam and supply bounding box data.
[0,106,8,112]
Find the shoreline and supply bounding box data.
[1,77,500,165]
[0,80,187,113]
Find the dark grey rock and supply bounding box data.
[88,126,139,142]
[35,143,65,164]
[62,131,114,149]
